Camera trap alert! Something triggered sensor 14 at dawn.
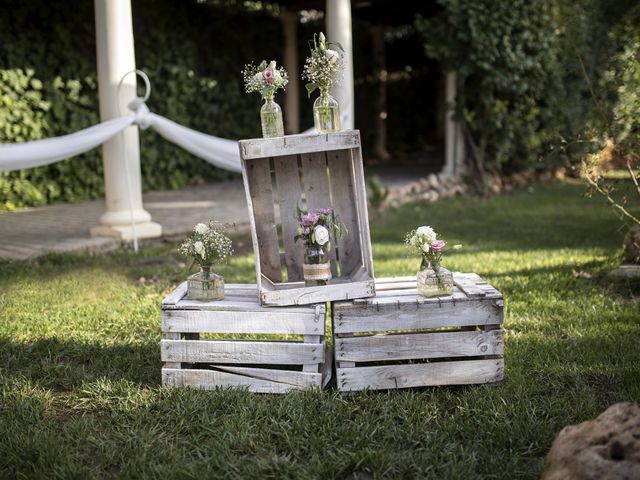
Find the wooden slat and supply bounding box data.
[162,332,182,369]
[454,275,486,298]
[322,345,334,388]
[162,368,320,393]
[162,282,187,305]
[161,309,324,335]
[161,339,324,365]
[350,146,375,280]
[239,130,360,160]
[212,365,321,388]
[244,158,282,283]
[337,359,504,391]
[273,154,305,281]
[261,279,375,307]
[327,149,362,277]
[335,329,503,362]
[300,151,338,277]
[334,298,504,333]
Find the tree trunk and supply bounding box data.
[371,25,390,162]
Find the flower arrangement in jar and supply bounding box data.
[405,225,460,298]
[294,206,346,286]
[242,60,288,138]
[179,221,234,300]
[302,32,344,133]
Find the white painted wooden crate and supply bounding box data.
[238,131,375,306]
[161,282,329,393]
[333,273,504,392]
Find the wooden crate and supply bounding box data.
[333,273,504,392]
[161,282,330,393]
[238,131,375,306]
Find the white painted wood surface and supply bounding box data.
[239,131,360,160]
[160,282,327,393]
[333,274,505,392]
[337,359,504,391]
[335,329,503,362]
[163,368,321,393]
[240,131,375,306]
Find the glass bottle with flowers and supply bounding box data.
[405,226,460,298]
[242,60,288,138]
[294,206,346,286]
[303,32,344,133]
[179,221,234,301]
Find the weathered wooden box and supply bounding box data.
[238,131,375,306]
[333,273,504,392]
[161,282,329,393]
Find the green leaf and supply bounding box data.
[305,82,318,98]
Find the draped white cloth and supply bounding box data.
[0,98,352,174]
[0,102,242,173]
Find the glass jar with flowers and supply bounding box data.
[405,226,460,298]
[303,32,344,134]
[242,60,288,138]
[179,221,234,301]
[294,206,346,286]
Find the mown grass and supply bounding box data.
[1,180,638,479]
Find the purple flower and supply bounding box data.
[316,207,333,215]
[262,67,275,84]
[303,227,311,235]
[431,239,446,252]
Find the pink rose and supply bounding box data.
[262,67,275,84]
[431,239,446,252]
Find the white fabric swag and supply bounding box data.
[0,102,242,173]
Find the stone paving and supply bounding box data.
[0,180,249,260]
[0,167,449,261]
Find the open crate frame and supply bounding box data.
[333,273,505,392]
[161,282,330,393]
[239,130,375,306]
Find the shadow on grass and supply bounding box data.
[0,336,161,391]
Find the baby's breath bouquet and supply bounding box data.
[302,32,344,133]
[179,221,233,300]
[242,60,288,138]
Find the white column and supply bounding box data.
[443,71,466,175]
[91,0,161,240]
[282,9,300,134]
[326,0,354,130]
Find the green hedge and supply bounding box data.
[0,0,284,210]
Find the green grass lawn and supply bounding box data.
[1,180,639,479]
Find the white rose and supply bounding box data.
[253,72,263,83]
[421,243,430,253]
[409,235,419,247]
[194,241,206,259]
[314,225,330,246]
[326,49,340,65]
[194,223,208,235]
[416,226,436,243]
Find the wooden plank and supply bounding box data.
[302,335,322,372]
[322,345,334,388]
[335,329,504,362]
[162,282,187,306]
[162,368,318,393]
[262,279,375,307]
[334,298,504,333]
[337,359,504,391]
[162,332,182,369]
[161,339,324,365]
[454,275,486,298]
[327,149,362,277]
[273,154,305,281]
[350,146,375,280]
[161,309,324,335]
[239,130,360,160]
[213,365,321,388]
[244,157,282,283]
[300,151,338,277]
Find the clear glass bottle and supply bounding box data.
[187,265,224,301]
[416,259,454,298]
[302,243,332,287]
[260,96,284,138]
[313,90,341,133]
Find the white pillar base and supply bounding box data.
[91,220,162,240]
